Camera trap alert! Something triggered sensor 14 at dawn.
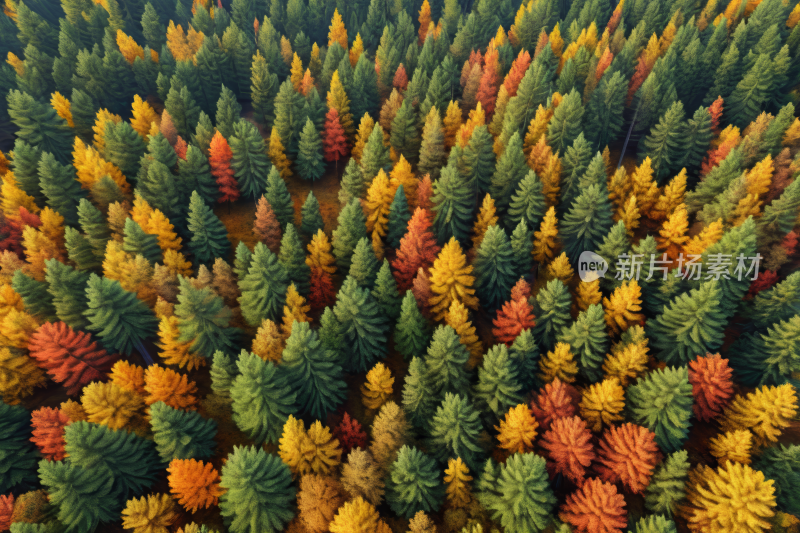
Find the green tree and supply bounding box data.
[239,242,289,326]
[685,148,743,213]
[273,79,305,157]
[386,445,444,519]
[338,158,366,205]
[639,100,687,182]
[278,224,310,295]
[230,118,271,200]
[757,179,800,254]
[429,393,483,472]
[584,71,626,150]
[633,515,677,533]
[210,350,239,398]
[559,133,593,214]
[474,225,516,312]
[348,237,379,289]
[297,117,325,181]
[395,291,432,360]
[233,241,253,280]
[727,53,772,128]
[753,444,800,515]
[679,106,713,174]
[193,111,214,154]
[510,218,533,281]
[390,100,420,164]
[546,88,584,155]
[562,183,614,264]
[371,259,401,322]
[627,366,693,453]
[219,445,295,533]
[44,259,89,330]
[37,152,86,227]
[187,191,230,264]
[359,123,391,183]
[149,401,217,461]
[490,132,528,213]
[10,139,43,203]
[230,352,296,445]
[123,218,162,264]
[84,274,158,357]
[463,125,496,196]
[386,184,411,249]
[557,304,608,382]
[300,191,324,237]
[417,108,445,180]
[139,160,181,223]
[165,82,201,139]
[332,198,368,271]
[351,55,379,122]
[282,321,346,419]
[0,401,38,492]
[474,344,524,421]
[432,164,473,245]
[749,271,800,331]
[729,315,800,388]
[176,276,239,359]
[265,167,294,229]
[65,227,100,271]
[12,270,57,321]
[509,328,540,392]
[507,170,545,233]
[532,279,572,352]
[7,90,72,163]
[318,306,343,365]
[425,325,470,402]
[77,199,110,259]
[402,356,435,431]
[104,121,146,180]
[476,453,556,533]
[644,449,689,516]
[179,144,219,206]
[333,276,389,373]
[215,85,242,139]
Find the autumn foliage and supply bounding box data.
[209,131,239,204]
[492,296,535,345]
[30,406,70,460]
[334,412,368,454]
[392,207,440,292]
[530,378,580,431]
[167,458,224,512]
[541,416,595,484]
[688,353,734,422]
[595,423,660,493]
[560,477,627,533]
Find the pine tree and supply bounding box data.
[432,165,473,245]
[322,107,348,170]
[44,259,89,331]
[278,225,310,296]
[219,445,295,533]
[418,107,445,179]
[149,401,217,461]
[753,444,800,515]
[372,260,401,322]
[362,362,394,412]
[560,477,627,533]
[547,89,585,154]
[386,446,444,519]
[296,117,325,181]
[532,279,572,352]
[474,343,525,423]
[282,321,346,419]
[727,54,773,129]
[360,123,391,183]
[364,169,393,241]
[490,132,528,212]
[424,325,470,402]
[12,270,57,321]
[395,291,431,360]
[640,100,687,182]
[429,237,478,321]
[391,100,420,164]
[386,185,411,250]
[229,119,270,200]
[392,208,440,292]
[238,242,290,326]
[37,152,86,227]
[429,393,483,473]
[558,304,608,382]
[585,70,626,150]
[300,192,324,238]
[720,383,798,448]
[187,191,230,265]
[179,144,219,206]
[264,167,294,229]
[143,364,198,409]
[339,158,366,206]
[251,51,279,129]
[7,90,72,164]
[0,401,39,492]
[507,170,546,233]
[175,276,239,359]
[645,449,689,516]
[474,225,517,311]
[167,458,223,513]
[332,198,368,271]
[333,276,388,373]
[123,218,162,264]
[627,366,693,453]
[595,422,660,494]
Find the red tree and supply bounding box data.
[688,353,734,422]
[393,63,408,91]
[411,267,433,318]
[27,321,117,396]
[253,195,282,253]
[334,412,367,454]
[18,207,41,228]
[492,297,535,345]
[533,30,549,57]
[173,135,188,160]
[626,55,652,105]
[560,478,627,533]
[595,48,613,81]
[708,96,724,134]
[468,49,483,68]
[0,494,13,531]
[416,174,434,216]
[0,212,23,255]
[509,278,531,302]
[606,6,623,35]
[540,416,595,484]
[746,270,779,300]
[476,48,499,116]
[503,49,532,97]
[308,267,335,311]
[30,407,70,460]
[700,140,735,176]
[209,130,240,204]
[595,423,660,494]
[392,208,441,292]
[530,378,580,431]
[782,231,798,256]
[322,107,348,170]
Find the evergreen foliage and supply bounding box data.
[333,276,388,373]
[239,242,290,326]
[149,401,217,462]
[386,446,444,519]
[628,367,693,453]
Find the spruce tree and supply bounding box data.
[728,315,800,388]
[532,279,572,352]
[149,401,217,461]
[187,191,230,264]
[84,274,158,357]
[265,166,295,229]
[639,100,687,182]
[558,304,608,382]
[37,152,86,227]
[65,227,101,271]
[12,270,57,321]
[230,119,271,200]
[371,259,401,322]
[753,444,800,515]
[432,164,473,245]
[403,357,435,431]
[175,276,239,359]
[509,328,540,392]
[559,133,593,214]
[386,446,444,519]
[351,54,379,120]
[282,321,346,420]
[463,125,496,196]
[359,123,391,183]
[179,144,219,206]
[386,184,411,249]
[273,79,306,157]
[507,169,546,233]
[510,219,533,281]
[300,191,324,237]
[749,271,800,331]
[123,218,162,264]
[278,224,310,295]
[474,225,517,312]
[429,393,483,473]
[490,132,528,213]
[562,184,614,264]
[418,108,445,179]
[233,241,253,280]
[644,449,689,516]
[339,158,366,205]
[238,242,290,326]
[77,199,110,259]
[0,401,38,492]
[318,306,343,366]
[474,344,524,421]
[104,121,147,180]
[425,325,470,402]
[333,276,389,373]
[546,88,584,154]
[250,51,279,129]
[395,290,432,360]
[7,90,72,163]
[627,366,693,453]
[727,53,773,128]
[215,85,241,139]
[390,100,420,164]
[230,351,296,445]
[679,106,713,174]
[44,259,89,330]
[11,139,43,204]
[584,70,627,150]
[297,117,325,181]
[332,198,368,271]
[138,159,182,223]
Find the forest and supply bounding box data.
[0,0,799,531]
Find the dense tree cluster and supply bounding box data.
[0,0,799,531]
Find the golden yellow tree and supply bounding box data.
[532,206,560,263]
[471,193,498,249]
[389,154,417,207]
[269,127,293,179]
[352,114,375,162]
[329,497,391,533]
[546,252,574,284]
[684,218,724,256]
[92,108,122,153]
[0,346,46,404]
[602,336,650,387]
[445,299,483,369]
[327,71,354,139]
[528,135,553,175]
[364,169,394,239]
[720,384,798,448]
[121,493,178,533]
[110,359,146,395]
[603,280,644,335]
[163,249,192,277]
[281,283,310,339]
[22,226,61,281]
[580,378,625,432]
[147,209,182,252]
[252,319,284,362]
[524,110,553,155]
[575,278,602,312]
[631,157,660,213]
[306,229,336,274]
[350,33,364,67]
[361,362,394,411]
[607,167,631,210]
[328,9,348,51]
[444,457,472,508]
[1,171,39,218]
[443,100,462,149]
[157,315,205,370]
[0,308,38,348]
[495,403,539,454]
[657,203,689,261]
[143,365,198,410]
[50,92,74,127]
[709,430,753,465]
[116,29,145,63]
[428,238,479,321]
[540,342,578,383]
[651,169,687,220]
[131,95,159,138]
[280,417,343,476]
[616,195,641,237]
[290,52,304,92]
[81,381,144,430]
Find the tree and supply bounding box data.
[362,362,393,412]
[493,297,535,346]
[386,185,411,250]
[278,417,342,477]
[533,206,560,263]
[334,412,367,455]
[547,89,584,154]
[219,445,295,533]
[507,170,546,233]
[37,153,85,227]
[27,321,115,396]
[360,123,391,183]
[283,321,346,419]
[279,225,310,296]
[475,344,524,421]
[532,279,572,352]
[296,118,325,181]
[179,144,219,207]
[559,478,627,533]
[339,158,366,205]
[392,207,440,292]
[476,453,556,533]
[253,196,282,253]
[727,54,773,128]
[395,291,431,360]
[595,423,659,494]
[322,107,348,169]
[559,304,608,382]
[495,403,539,456]
[229,119,270,200]
[429,237,478,321]
[386,446,444,519]
[539,415,594,485]
[391,100,420,163]
[332,198,368,271]
[720,383,798,448]
[329,496,391,533]
[175,276,239,359]
[429,393,483,473]
[640,101,687,181]
[144,365,198,409]
[149,401,217,461]
[299,192,324,239]
[688,353,734,422]
[562,184,614,264]
[579,376,625,432]
[418,107,445,179]
[239,242,289,326]
[754,444,800,515]
[371,259,400,322]
[7,90,72,163]
[0,401,38,492]
[491,132,528,212]
[44,259,89,331]
[333,276,388,373]
[474,225,516,312]
[167,458,223,513]
[187,191,230,264]
[123,218,162,264]
[306,229,336,276]
[264,167,294,229]
[425,325,470,402]
[584,71,626,150]
[297,474,347,533]
[645,449,689,516]
[364,169,393,241]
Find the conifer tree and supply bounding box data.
[0,400,38,492]
[187,191,230,264]
[299,192,324,238]
[7,90,72,164]
[333,276,388,373]
[339,158,366,205]
[418,107,445,179]
[753,443,800,515]
[297,118,325,181]
[532,279,572,352]
[37,153,85,227]
[238,242,290,326]
[429,237,478,321]
[727,54,773,129]
[432,165,473,245]
[348,237,379,289]
[12,270,57,321]
[425,325,470,402]
[547,89,585,154]
[429,393,483,473]
[149,401,217,461]
[278,225,310,296]
[720,383,798,448]
[474,225,517,311]
[391,100,420,164]
[229,119,270,200]
[332,198,368,271]
[386,185,411,250]
[490,132,528,212]
[640,101,687,181]
[475,343,525,421]
[123,218,162,264]
[360,123,391,183]
[179,144,218,206]
[644,449,690,516]
[507,170,546,233]
[386,446,444,519]
[627,366,693,453]
[372,259,401,322]
[558,304,608,382]
[175,276,239,359]
[395,291,431,360]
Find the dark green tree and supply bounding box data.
[239,242,289,326]
[584,70,627,150]
[104,121,147,181]
[728,315,800,388]
[558,304,608,382]
[627,366,693,453]
[474,225,517,312]
[278,224,310,295]
[265,167,294,229]
[639,100,687,182]
[215,85,241,139]
[432,164,473,245]
[37,152,86,227]
[490,132,528,213]
[474,344,524,421]
[233,241,253,281]
[562,183,614,264]
[559,133,593,214]
[386,446,444,519]
[402,357,435,432]
[371,259,401,322]
[429,393,483,472]
[748,271,800,331]
[12,270,57,321]
[44,259,89,330]
[425,325,470,402]
[754,444,800,515]
[546,88,584,154]
[679,105,713,174]
[0,401,38,492]
[179,144,218,206]
[509,329,540,392]
[332,198,368,271]
[149,401,217,461]
[347,237,379,289]
[10,139,43,204]
[300,191,324,238]
[273,79,305,157]
[333,276,389,373]
[65,227,100,270]
[338,158,366,205]
[359,123,391,183]
[727,53,773,128]
[123,218,162,264]
[193,111,215,155]
[297,117,325,181]
[390,100,420,164]
[532,279,572,352]
[282,321,346,420]
[507,170,545,234]
[318,306,343,366]
[187,191,230,264]
[230,119,271,200]
[176,276,239,359]
[395,290,432,360]
[165,82,201,139]
[77,199,109,260]
[510,218,533,281]
[350,54,379,122]
[7,90,72,163]
[462,125,496,196]
[387,184,411,250]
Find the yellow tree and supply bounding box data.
[306,229,336,274]
[549,23,564,61]
[684,218,724,256]
[388,155,417,207]
[132,193,154,228]
[72,138,131,194]
[252,318,284,362]
[327,71,354,139]
[22,226,61,281]
[608,167,630,210]
[281,283,310,339]
[163,249,192,277]
[329,497,391,533]
[0,345,46,404]
[50,92,74,127]
[157,315,204,370]
[1,171,39,218]
[0,308,38,348]
[495,403,539,454]
[651,169,687,220]
[444,457,472,508]
[121,493,178,533]
[92,108,122,153]
[471,194,498,249]
[442,101,462,149]
[617,196,640,238]
[539,342,578,383]
[575,278,602,312]
[131,95,159,138]
[657,203,689,261]
[602,338,650,387]
[429,238,479,321]
[418,0,432,43]
[524,110,553,155]
[116,29,145,63]
[528,135,553,175]
[147,209,182,252]
[280,36,293,65]
[709,430,753,465]
[445,300,483,369]
[720,384,798,448]
[349,33,364,67]
[580,378,625,432]
[268,127,293,179]
[103,240,132,282]
[353,114,375,162]
[603,280,644,335]
[361,362,394,412]
[532,206,560,263]
[364,169,393,239]
[290,53,303,92]
[110,359,146,395]
[81,381,144,430]
[328,9,348,51]
[546,252,574,285]
[631,157,660,213]
[541,154,562,207]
